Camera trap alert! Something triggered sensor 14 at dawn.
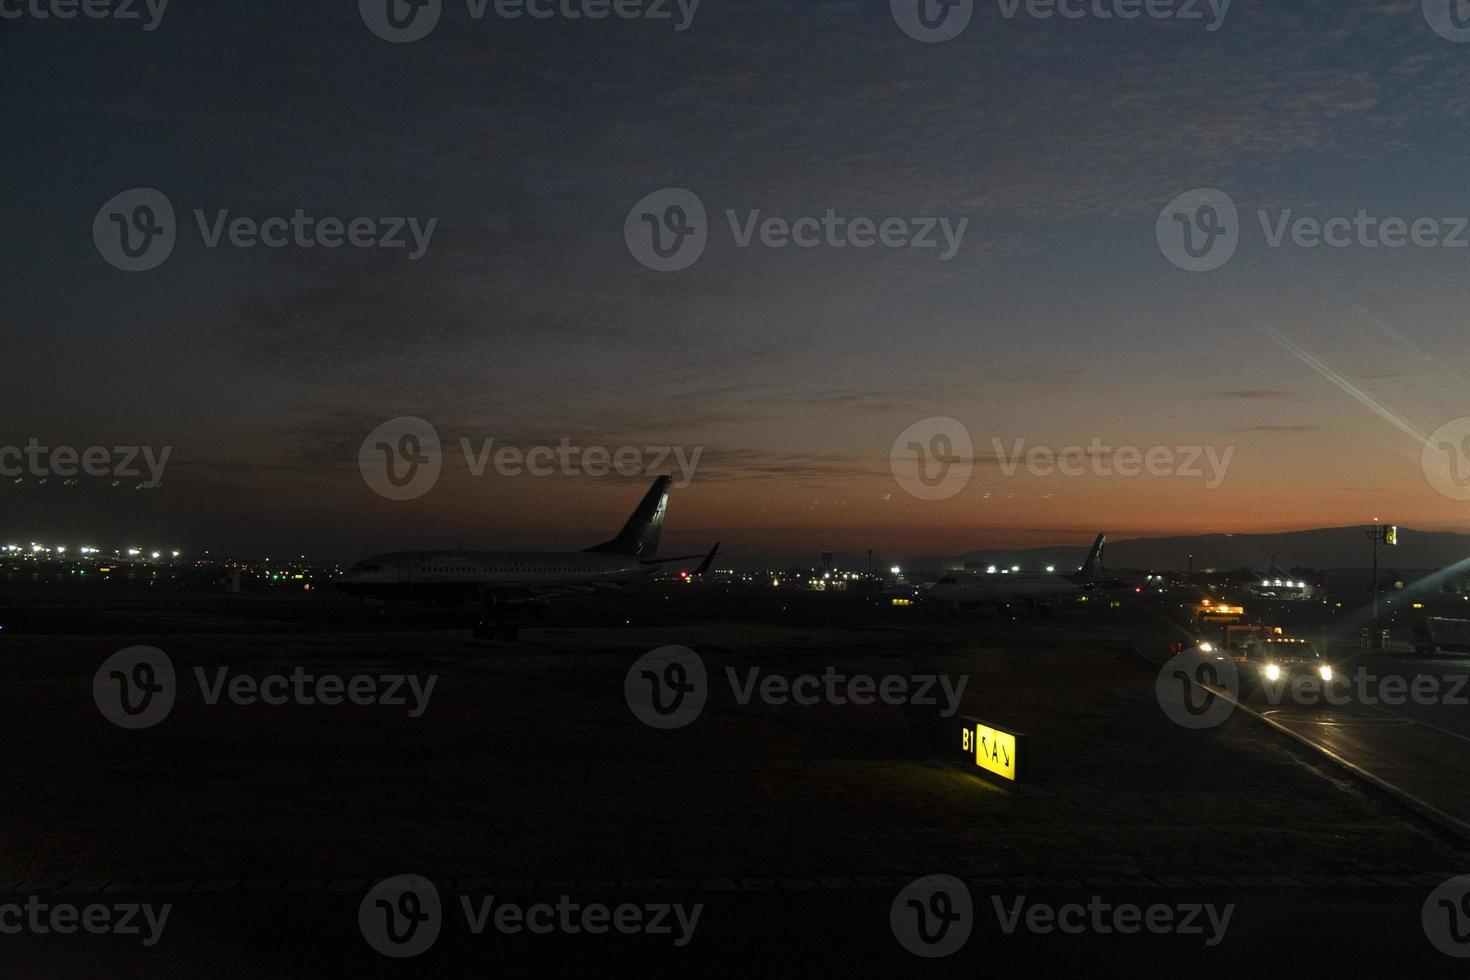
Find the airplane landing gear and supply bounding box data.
[474,590,524,642]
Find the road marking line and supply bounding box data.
[1204,684,1470,841]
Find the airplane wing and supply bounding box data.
[639,541,720,570]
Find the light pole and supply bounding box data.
[1367,523,1398,650]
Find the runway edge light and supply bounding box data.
[954,715,1028,783]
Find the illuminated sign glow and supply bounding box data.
[957,717,1027,782]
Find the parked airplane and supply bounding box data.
[337,476,716,639]
[925,533,1106,612]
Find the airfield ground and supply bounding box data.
[2,583,1467,974]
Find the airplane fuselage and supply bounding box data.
[928,572,1081,605]
[336,550,650,604]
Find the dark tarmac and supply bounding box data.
[1230,648,1470,838]
[4,581,1470,974]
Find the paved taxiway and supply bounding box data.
[1233,648,1470,836]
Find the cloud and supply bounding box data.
[1214,390,1296,400]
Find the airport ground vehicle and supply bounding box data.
[1186,614,1334,692]
[1239,634,1334,690]
[1413,616,1470,655]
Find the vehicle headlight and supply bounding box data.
[1198,642,1213,653]
[1319,665,1332,682]
[1264,663,1281,682]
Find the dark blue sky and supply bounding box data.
[5,0,1470,562]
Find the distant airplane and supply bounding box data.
[926,533,1106,612]
[337,476,717,639]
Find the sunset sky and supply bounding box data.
[5,0,1470,564]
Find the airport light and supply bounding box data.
[171,550,180,558]
[1367,523,1399,650]
[150,551,161,560]
[890,566,901,575]
[1046,565,1055,573]
[127,548,140,557]
[1011,565,1020,572]
[986,565,997,574]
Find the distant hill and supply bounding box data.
[912,526,1470,574]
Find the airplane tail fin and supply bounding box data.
[1079,533,1106,579]
[584,476,671,558]
[694,542,720,576]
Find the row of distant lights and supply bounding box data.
[983,565,1055,574]
[3,544,180,559]
[1261,579,1309,589]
